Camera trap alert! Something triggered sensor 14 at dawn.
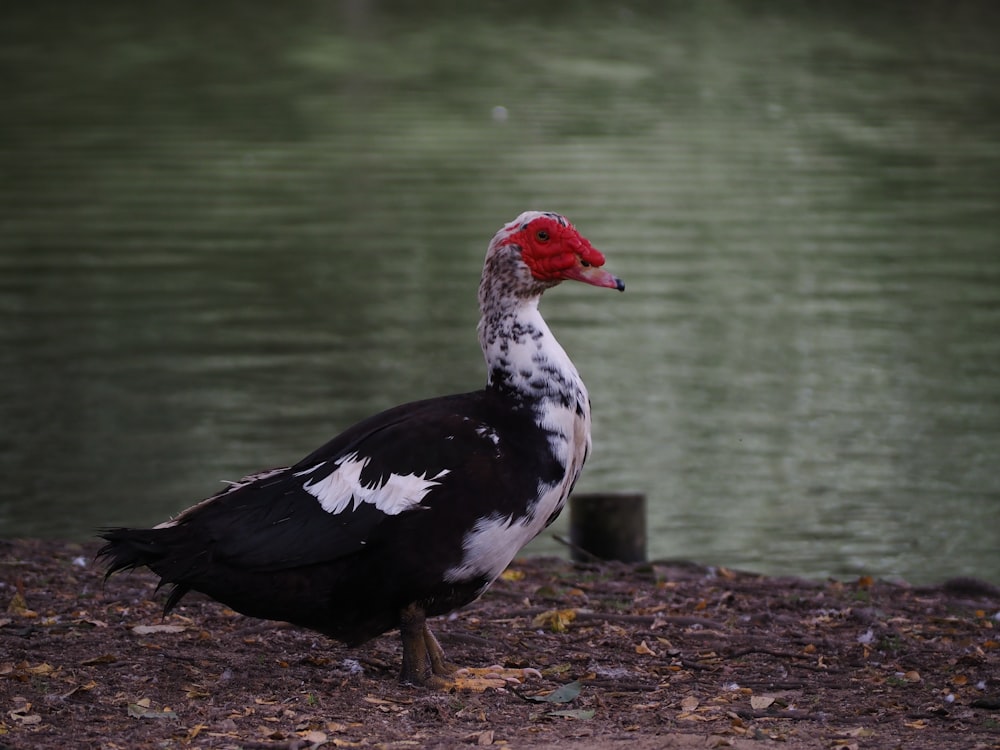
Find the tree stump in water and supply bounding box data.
[568,492,647,563]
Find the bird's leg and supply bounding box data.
[398,606,460,686]
[422,623,458,676]
[398,603,435,686]
[399,604,539,691]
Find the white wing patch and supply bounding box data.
[299,452,449,516]
[444,513,524,584]
[475,425,501,446]
[444,471,579,585]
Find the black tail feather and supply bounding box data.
[163,583,192,613]
[96,527,194,613]
[97,527,168,577]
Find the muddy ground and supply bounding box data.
[2,538,999,750]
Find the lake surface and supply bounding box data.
[2,2,999,583]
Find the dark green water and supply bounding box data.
[2,2,999,583]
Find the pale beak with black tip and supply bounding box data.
[563,262,626,292]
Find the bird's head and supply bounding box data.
[486,212,625,296]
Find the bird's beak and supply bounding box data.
[564,264,626,292]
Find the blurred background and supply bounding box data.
[2,1,998,583]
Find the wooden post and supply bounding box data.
[568,492,647,563]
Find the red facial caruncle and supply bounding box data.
[510,215,624,291]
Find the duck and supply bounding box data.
[98,210,624,686]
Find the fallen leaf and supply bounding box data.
[10,713,42,725]
[680,696,700,712]
[186,723,207,741]
[531,609,577,633]
[127,703,178,720]
[59,681,97,699]
[473,729,494,745]
[635,640,657,656]
[750,695,775,710]
[678,712,714,722]
[362,695,411,706]
[73,618,108,628]
[500,569,525,582]
[841,727,875,738]
[8,702,42,726]
[26,663,55,676]
[132,624,187,635]
[548,709,595,720]
[80,654,117,666]
[903,719,928,730]
[541,663,573,677]
[6,592,29,615]
[525,680,582,704]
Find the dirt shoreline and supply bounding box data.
[2,538,999,749]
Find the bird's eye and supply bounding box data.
[535,229,549,242]
[581,260,591,267]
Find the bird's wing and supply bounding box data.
[171,392,547,572]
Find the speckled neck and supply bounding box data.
[476,251,586,408]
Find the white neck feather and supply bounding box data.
[477,287,587,409]
[477,236,587,400]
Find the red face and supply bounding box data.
[508,215,624,291]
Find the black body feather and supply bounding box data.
[98,387,561,646]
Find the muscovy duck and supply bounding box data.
[99,211,623,686]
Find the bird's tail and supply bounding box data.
[97,527,193,612]
[97,527,167,576]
